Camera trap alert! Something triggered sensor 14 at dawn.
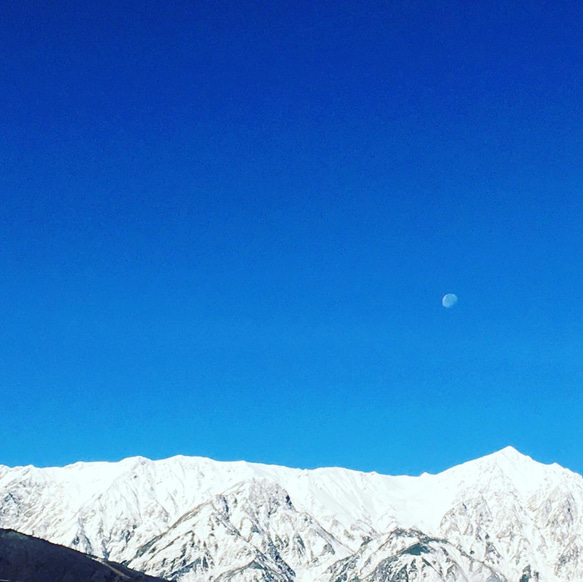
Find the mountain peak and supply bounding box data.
[490,445,531,461]
[458,446,537,470]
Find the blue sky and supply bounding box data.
[1,0,582,475]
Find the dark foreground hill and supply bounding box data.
[0,528,169,582]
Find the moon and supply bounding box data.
[442,293,458,308]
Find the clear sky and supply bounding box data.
[1,0,582,475]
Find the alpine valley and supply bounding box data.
[0,447,581,582]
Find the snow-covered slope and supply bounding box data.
[128,479,349,582]
[326,528,506,582]
[0,447,581,582]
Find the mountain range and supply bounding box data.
[0,447,581,581]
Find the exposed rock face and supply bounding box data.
[326,528,507,582]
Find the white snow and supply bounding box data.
[0,447,581,582]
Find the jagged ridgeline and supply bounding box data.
[0,447,581,581]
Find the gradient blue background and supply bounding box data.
[1,0,582,475]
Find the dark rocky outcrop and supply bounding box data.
[0,528,169,582]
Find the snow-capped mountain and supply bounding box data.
[127,479,349,582]
[0,447,581,581]
[326,528,506,582]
